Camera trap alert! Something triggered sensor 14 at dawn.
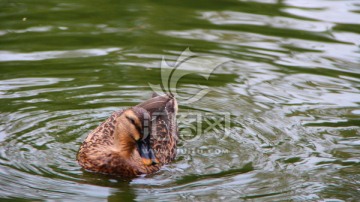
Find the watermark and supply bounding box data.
[146,48,232,156]
[177,146,230,156]
[177,112,231,142]
[148,48,231,104]
[146,111,231,143]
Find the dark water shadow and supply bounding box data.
[79,170,137,201]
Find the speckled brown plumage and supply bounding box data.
[77,94,178,178]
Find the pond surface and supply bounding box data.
[1,0,360,201]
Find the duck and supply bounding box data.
[77,94,178,178]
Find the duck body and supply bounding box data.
[77,94,178,178]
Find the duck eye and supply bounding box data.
[126,116,137,125]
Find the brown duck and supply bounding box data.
[77,94,178,178]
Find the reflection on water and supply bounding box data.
[0,48,120,62]
[0,0,359,201]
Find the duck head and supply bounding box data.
[114,107,157,166]
[114,95,176,166]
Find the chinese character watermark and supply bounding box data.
[177,112,231,142]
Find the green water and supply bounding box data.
[1,0,360,201]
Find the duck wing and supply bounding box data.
[136,95,178,164]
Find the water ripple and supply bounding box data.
[0,48,121,62]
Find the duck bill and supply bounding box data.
[136,139,158,166]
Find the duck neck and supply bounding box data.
[114,123,136,158]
